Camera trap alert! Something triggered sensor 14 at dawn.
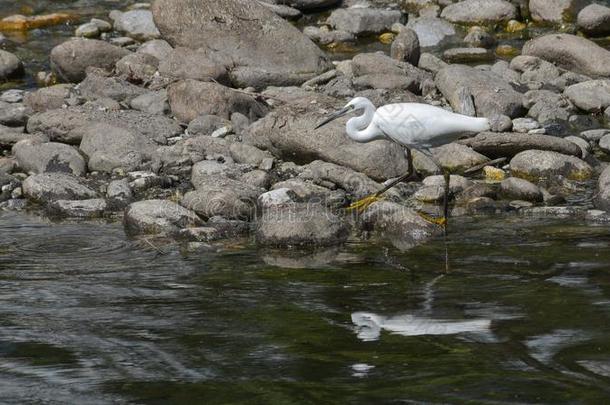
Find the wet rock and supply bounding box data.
[443,47,493,63]
[522,34,610,78]
[255,203,348,247]
[564,80,610,113]
[13,140,86,176]
[27,106,182,145]
[509,55,561,84]
[577,4,610,37]
[107,178,133,208]
[499,177,543,202]
[0,50,24,80]
[124,199,202,235]
[110,9,160,41]
[23,84,72,113]
[152,0,331,89]
[435,64,524,118]
[512,117,540,133]
[597,134,610,154]
[406,16,455,48]
[137,39,173,60]
[565,136,590,159]
[48,198,107,218]
[460,132,581,158]
[75,22,101,38]
[596,165,610,211]
[463,26,495,48]
[440,0,517,24]
[115,52,159,82]
[244,91,410,181]
[158,47,229,84]
[529,0,585,24]
[22,172,98,202]
[50,38,130,83]
[79,123,156,173]
[77,72,147,102]
[167,79,268,123]
[0,102,28,126]
[130,90,169,115]
[230,143,273,166]
[327,8,403,35]
[510,150,593,181]
[358,200,438,250]
[390,28,420,65]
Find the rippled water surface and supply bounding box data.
[2,211,610,403]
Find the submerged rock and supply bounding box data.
[499,177,543,202]
[124,199,202,235]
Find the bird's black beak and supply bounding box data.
[314,105,354,129]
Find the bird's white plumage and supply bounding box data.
[344,97,490,151]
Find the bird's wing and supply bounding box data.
[375,104,435,149]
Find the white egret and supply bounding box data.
[315,97,490,230]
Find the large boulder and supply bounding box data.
[124,199,202,235]
[564,80,610,112]
[243,92,410,181]
[510,150,593,181]
[529,0,586,24]
[13,140,86,176]
[167,79,268,123]
[50,38,130,83]
[460,132,582,158]
[522,34,610,78]
[577,4,610,37]
[151,0,331,89]
[0,50,24,80]
[435,64,524,117]
[22,172,98,203]
[440,0,517,24]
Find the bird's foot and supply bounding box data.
[347,194,383,212]
[417,211,448,227]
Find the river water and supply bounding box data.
[3,0,610,403]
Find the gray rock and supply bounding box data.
[499,177,543,202]
[564,80,610,112]
[327,8,403,35]
[406,16,455,47]
[303,26,356,45]
[564,135,590,158]
[257,188,295,208]
[391,28,420,65]
[435,64,524,118]
[75,22,101,38]
[167,79,268,123]
[598,134,610,154]
[242,169,270,189]
[111,10,161,41]
[158,47,229,84]
[130,90,169,115]
[259,2,302,19]
[443,47,493,64]
[230,143,273,166]
[463,27,495,48]
[525,90,574,124]
[0,101,28,126]
[27,106,182,145]
[422,174,473,194]
[255,203,348,247]
[0,157,16,174]
[77,72,147,102]
[460,132,582,158]
[581,128,610,142]
[530,0,586,24]
[440,0,517,24]
[414,184,445,202]
[596,165,610,211]
[50,38,130,83]
[512,117,540,133]
[48,198,107,218]
[418,52,448,73]
[187,115,232,136]
[522,34,610,78]
[577,3,610,37]
[244,92,410,181]
[351,52,431,93]
[0,125,44,148]
[510,150,593,181]
[152,0,332,89]
[489,114,513,132]
[272,178,343,204]
[0,89,24,103]
[23,84,72,113]
[272,0,339,11]
[79,123,157,173]
[420,143,489,173]
[22,172,98,203]
[0,50,24,80]
[13,140,86,176]
[509,55,561,84]
[124,199,202,235]
[107,178,133,208]
[90,18,112,32]
[115,52,159,82]
[137,39,173,60]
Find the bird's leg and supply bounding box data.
[414,150,450,232]
[347,148,419,212]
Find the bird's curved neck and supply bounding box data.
[346,104,380,143]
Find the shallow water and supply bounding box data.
[2,210,610,403]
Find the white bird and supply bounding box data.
[315,97,490,230]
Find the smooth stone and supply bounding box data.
[530,0,585,24]
[596,165,610,211]
[75,22,100,38]
[124,199,202,235]
[499,177,543,202]
[406,16,455,48]
[187,114,232,136]
[230,143,273,166]
[443,47,493,63]
[13,140,86,176]
[414,143,489,174]
[581,129,610,143]
[597,134,610,154]
[564,80,610,112]
[509,55,561,84]
[422,174,473,194]
[0,50,24,80]
[577,4,610,37]
[48,198,107,218]
[440,0,517,24]
[327,8,404,35]
[22,172,98,202]
[0,89,24,103]
[565,135,590,158]
[463,26,495,48]
[510,150,593,181]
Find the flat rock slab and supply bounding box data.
[22,172,98,203]
[124,199,202,235]
[152,0,331,89]
[460,132,582,159]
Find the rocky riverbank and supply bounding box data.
[1,0,610,251]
